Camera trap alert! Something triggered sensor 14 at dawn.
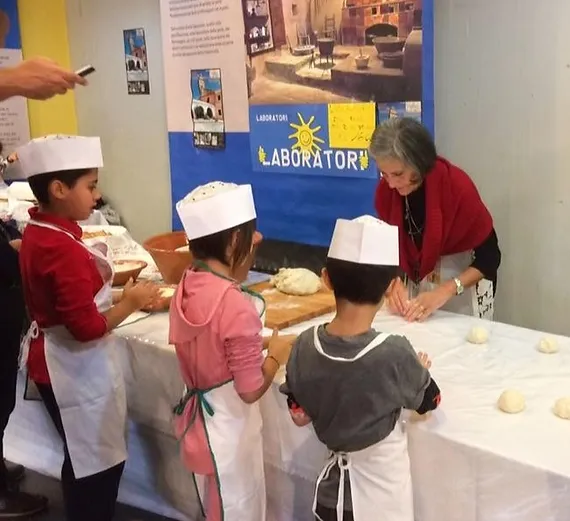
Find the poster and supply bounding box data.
[190,68,226,149]
[245,0,425,177]
[377,101,422,122]
[159,0,433,245]
[0,0,30,154]
[123,28,150,95]
[250,102,375,177]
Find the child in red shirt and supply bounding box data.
[18,135,158,521]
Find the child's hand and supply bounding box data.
[122,279,160,311]
[417,351,432,369]
[267,329,296,366]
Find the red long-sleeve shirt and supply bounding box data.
[19,208,108,384]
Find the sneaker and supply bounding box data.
[4,462,25,484]
[0,490,48,518]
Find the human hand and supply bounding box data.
[267,329,296,366]
[404,285,454,322]
[385,277,409,316]
[9,239,21,251]
[417,351,432,369]
[122,279,160,311]
[10,58,87,100]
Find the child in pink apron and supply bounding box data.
[170,181,295,521]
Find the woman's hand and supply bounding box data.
[386,277,409,316]
[404,285,454,322]
[9,239,21,251]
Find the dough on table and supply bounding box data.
[497,389,525,414]
[467,326,489,344]
[553,397,570,420]
[537,336,559,354]
[270,268,321,296]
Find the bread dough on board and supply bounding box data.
[553,397,570,420]
[497,390,525,414]
[537,337,559,354]
[467,326,489,344]
[270,268,321,296]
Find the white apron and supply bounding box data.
[174,287,266,521]
[312,327,414,521]
[20,219,128,479]
[409,251,494,319]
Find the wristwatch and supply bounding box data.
[452,277,464,296]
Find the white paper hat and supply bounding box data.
[328,215,399,266]
[176,181,257,240]
[17,135,104,178]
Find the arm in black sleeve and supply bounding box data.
[471,228,501,281]
[415,377,441,415]
[0,241,21,288]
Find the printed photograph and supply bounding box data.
[123,28,150,95]
[377,101,422,122]
[243,0,423,105]
[190,68,226,150]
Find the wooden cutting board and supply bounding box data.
[249,282,336,330]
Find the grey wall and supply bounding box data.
[434,0,570,333]
[66,0,171,242]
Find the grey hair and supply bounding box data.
[369,118,437,178]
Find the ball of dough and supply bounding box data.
[270,268,321,296]
[467,326,489,344]
[553,397,570,420]
[497,390,525,414]
[537,337,559,354]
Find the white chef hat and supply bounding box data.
[16,135,104,178]
[328,215,399,266]
[176,181,257,240]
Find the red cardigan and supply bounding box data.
[375,157,493,281]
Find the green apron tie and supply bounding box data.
[173,379,232,439]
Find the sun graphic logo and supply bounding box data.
[288,113,325,157]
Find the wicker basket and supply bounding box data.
[112,260,147,287]
[143,231,192,284]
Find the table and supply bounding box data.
[6,309,570,521]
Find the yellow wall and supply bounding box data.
[17,0,77,137]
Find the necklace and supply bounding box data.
[404,196,423,244]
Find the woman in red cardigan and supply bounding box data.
[371,118,501,322]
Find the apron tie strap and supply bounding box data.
[313,452,351,521]
[173,386,217,440]
[19,321,39,370]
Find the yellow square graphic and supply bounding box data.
[328,102,376,150]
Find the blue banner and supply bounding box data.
[249,103,376,179]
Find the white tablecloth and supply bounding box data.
[6,309,570,521]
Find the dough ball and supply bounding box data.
[553,397,570,420]
[537,337,559,354]
[497,390,525,414]
[467,326,489,345]
[270,268,321,296]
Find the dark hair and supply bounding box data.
[28,168,93,205]
[325,258,398,305]
[0,142,3,155]
[369,118,437,180]
[189,219,256,269]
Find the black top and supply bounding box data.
[404,183,501,291]
[0,220,26,330]
[0,220,21,290]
